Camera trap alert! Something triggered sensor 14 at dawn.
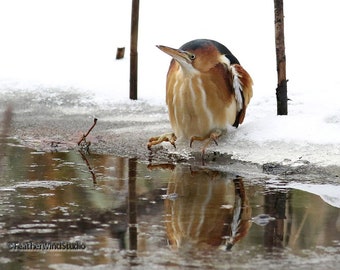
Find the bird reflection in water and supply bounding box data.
[164,166,252,251]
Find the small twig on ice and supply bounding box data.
[78,118,97,152]
[78,118,98,145]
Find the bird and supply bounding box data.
[147,39,253,155]
[164,167,252,251]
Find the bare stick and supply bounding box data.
[130,0,139,100]
[274,0,288,115]
[78,118,98,146]
[1,105,13,139]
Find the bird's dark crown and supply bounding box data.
[180,39,240,65]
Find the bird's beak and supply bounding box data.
[156,45,192,64]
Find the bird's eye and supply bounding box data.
[189,54,196,60]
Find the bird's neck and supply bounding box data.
[178,64,199,78]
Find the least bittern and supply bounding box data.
[148,39,253,155]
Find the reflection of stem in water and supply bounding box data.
[78,150,97,184]
[264,191,287,249]
[291,206,310,247]
[128,158,138,255]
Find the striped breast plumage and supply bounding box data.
[166,62,237,140]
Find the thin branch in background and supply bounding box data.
[274,0,288,115]
[130,0,140,100]
[0,106,13,171]
[1,105,13,139]
[78,118,98,152]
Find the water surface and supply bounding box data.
[0,140,339,269]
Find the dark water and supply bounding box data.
[0,140,340,269]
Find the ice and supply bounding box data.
[0,0,339,167]
[267,181,340,209]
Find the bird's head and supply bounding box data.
[157,39,240,74]
[156,44,198,74]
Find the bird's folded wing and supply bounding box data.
[231,64,253,124]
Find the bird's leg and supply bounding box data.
[147,132,177,150]
[202,130,222,155]
[190,129,222,155]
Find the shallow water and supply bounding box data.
[0,139,339,269]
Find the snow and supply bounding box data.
[0,0,340,166]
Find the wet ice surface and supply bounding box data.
[1,140,340,269]
[1,89,340,269]
[0,89,170,160]
[1,87,340,169]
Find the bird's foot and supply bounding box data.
[147,132,177,150]
[190,129,222,156]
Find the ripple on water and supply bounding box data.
[14,181,73,189]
